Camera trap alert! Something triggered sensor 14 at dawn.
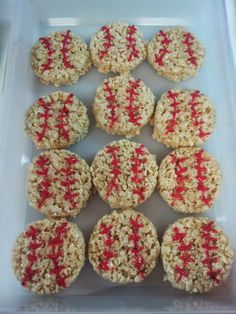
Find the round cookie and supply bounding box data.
[158,147,221,213]
[89,209,160,283]
[152,89,215,149]
[25,91,89,150]
[27,150,92,218]
[93,74,155,137]
[31,30,91,86]
[12,218,85,294]
[90,21,146,74]
[161,217,234,293]
[91,139,158,209]
[147,27,205,82]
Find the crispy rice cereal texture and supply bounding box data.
[90,21,146,74]
[12,219,85,294]
[31,30,91,86]
[161,217,234,293]
[25,91,89,150]
[27,150,92,218]
[152,89,215,149]
[158,147,221,213]
[147,27,205,82]
[89,209,160,283]
[93,74,155,137]
[91,139,158,209]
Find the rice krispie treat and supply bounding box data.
[158,147,221,213]
[25,91,89,150]
[91,139,158,209]
[147,27,205,82]
[89,209,160,283]
[93,74,155,137]
[90,21,146,74]
[12,219,85,294]
[161,217,234,293]
[27,150,92,218]
[152,89,215,149]
[31,30,91,86]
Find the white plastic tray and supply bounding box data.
[1,0,236,313]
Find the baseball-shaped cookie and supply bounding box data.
[27,150,92,218]
[162,217,234,293]
[25,91,89,150]
[89,209,160,283]
[158,147,221,213]
[12,219,85,294]
[93,74,155,137]
[91,139,158,209]
[148,27,205,82]
[31,30,91,86]
[90,21,146,74]
[152,89,215,149]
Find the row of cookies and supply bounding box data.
[31,22,205,86]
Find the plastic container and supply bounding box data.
[0,0,236,312]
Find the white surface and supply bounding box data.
[0,0,236,312]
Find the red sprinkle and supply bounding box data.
[105,145,121,198]
[155,30,172,66]
[129,214,145,278]
[125,79,142,126]
[182,32,198,66]
[39,36,56,71]
[99,26,115,60]
[200,221,221,284]
[165,91,181,134]
[130,144,147,202]
[126,25,140,62]
[36,97,53,142]
[104,82,119,128]
[98,223,116,271]
[61,30,75,69]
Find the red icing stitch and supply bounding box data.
[36,97,53,142]
[35,156,53,208]
[126,25,140,62]
[60,155,79,208]
[98,223,116,271]
[190,90,210,139]
[182,32,198,66]
[61,30,75,69]
[165,91,181,134]
[99,26,115,60]
[105,145,121,198]
[129,214,145,278]
[194,149,212,207]
[104,82,119,128]
[125,79,142,126]
[155,30,172,66]
[48,222,69,288]
[130,144,147,202]
[172,227,193,282]
[201,221,221,284]
[39,36,56,71]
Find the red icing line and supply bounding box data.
[170,153,188,206]
[165,91,181,134]
[36,97,53,142]
[98,223,116,271]
[35,156,53,208]
[99,26,115,60]
[126,25,140,62]
[39,36,56,71]
[155,30,172,66]
[48,222,69,288]
[190,90,210,139]
[201,221,221,284]
[172,227,193,282]
[194,149,212,207]
[61,30,75,69]
[130,144,147,202]
[182,32,198,66]
[129,214,145,278]
[104,82,119,128]
[105,145,121,198]
[125,79,142,126]
[60,155,79,208]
